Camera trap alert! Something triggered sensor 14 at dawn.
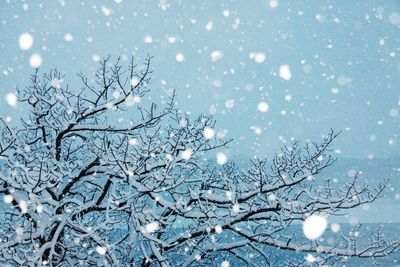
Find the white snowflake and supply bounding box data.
[216,152,227,165]
[211,50,223,62]
[5,93,17,107]
[19,33,33,50]
[96,245,107,255]
[29,53,43,68]
[215,224,223,234]
[181,149,193,160]
[3,194,13,204]
[257,102,269,113]
[144,222,159,233]
[279,65,291,80]
[303,215,327,240]
[176,53,185,62]
[64,33,73,42]
[203,127,215,139]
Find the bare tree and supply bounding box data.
[0,57,398,266]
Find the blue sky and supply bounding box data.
[0,0,399,159]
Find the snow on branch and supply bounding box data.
[0,58,397,266]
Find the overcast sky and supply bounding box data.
[0,0,399,160]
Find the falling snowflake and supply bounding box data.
[216,152,227,165]
[176,53,185,62]
[19,33,33,50]
[257,102,269,113]
[64,33,73,42]
[144,222,159,233]
[181,149,193,160]
[331,223,341,233]
[144,35,153,43]
[279,65,291,80]
[29,53,43,68]
[206,21,213,31]
[3,194,13,204]
[305,254,317,263]
[101,6,111,16]
[269,0,279,8]
[303,215,327,240]
[5,93,18,107]
[215,224,223,234]
[96,245,107,255]
[19,200,28,214]
[128,138,138,145]
[225,99,234,109]
[211,50,223,62]
[203,127,215,139]
[36,205,44,213]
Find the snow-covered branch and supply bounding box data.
[0,58,397,266]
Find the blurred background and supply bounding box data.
[0,0,399,223]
